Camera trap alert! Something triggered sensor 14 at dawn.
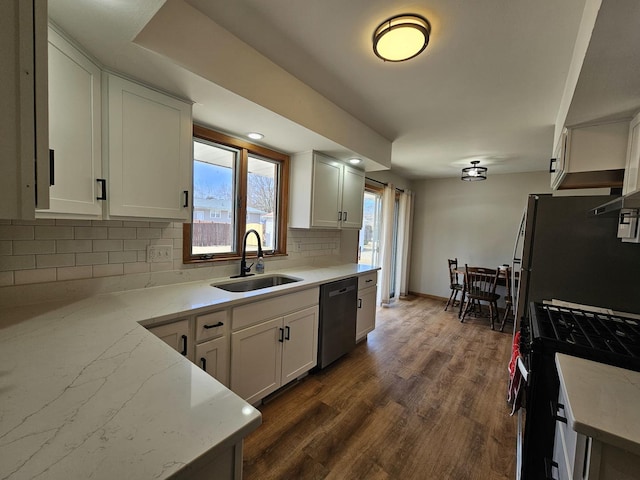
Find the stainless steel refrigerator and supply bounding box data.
[514,193,640,326]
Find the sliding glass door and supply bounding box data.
[358,187,383,267]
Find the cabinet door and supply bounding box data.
[623,113,640,195]
[550,130,567,190]
[311,154,342,228]
[42,28,102,218]
[356,285,377,341]
[341,166,365,229]
[0,0,49,219]
[282,306,318,383]
[106,74,192,220]
[147,319,191,361]
[231,317,283,404]
[195,336,229,387]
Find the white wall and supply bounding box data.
[410,171,552,298]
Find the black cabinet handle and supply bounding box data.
[550,400,567,424]
[180,335,187,356]
[338,211,342,221]
[549,158,557,173]
[183,190,189,208]
[620,211,633,225]
[285,326,291,340]
[200,357,207,371]
[96,179,107,200]
[203,321,224,329]
[365,279,373,283]
[49,149,55,186]
[544,457,559,480]
[343,211,348,221]
[278,328,284,343]
[358,298,362,308]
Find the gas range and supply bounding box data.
[519,302,640,479]
[528,302,640,371]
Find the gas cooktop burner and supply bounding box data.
[530,303,640,367]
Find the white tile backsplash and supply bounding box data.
[0,219,344,302]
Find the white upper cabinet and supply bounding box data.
[39,27,102,218]
[550,120,629,190]
[289,151,364,229]
[0,0,49,219]
[340,165,365,229]
[622,112,640,196]
[104,73,192,221]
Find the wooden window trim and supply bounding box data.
[183,125,289,264]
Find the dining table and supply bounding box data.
[453,265,517,329]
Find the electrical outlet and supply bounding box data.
[146,245,173,263]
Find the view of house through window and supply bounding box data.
[192,140,237,255]
[185,126,288,262]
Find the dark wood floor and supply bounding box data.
[243,296,517,480]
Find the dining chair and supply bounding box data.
[460,265,501,329]
[445,258,464,311]
[498,265,514,332]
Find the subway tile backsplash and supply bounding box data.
[0,220,341,289]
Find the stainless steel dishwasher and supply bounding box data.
[317,276,358,369]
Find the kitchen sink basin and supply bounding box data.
[212,275,302,292]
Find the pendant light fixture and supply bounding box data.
[373,14,431,62]
[461,161,488,181]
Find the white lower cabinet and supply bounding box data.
[195,337,229,387]
[147,318,191,361]
[356,271,378,342]
[231,303,319,404]
[194,309,229,387]
[552,383,640,480]
[281,307,319,384]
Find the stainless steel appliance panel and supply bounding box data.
[317,277,358,369]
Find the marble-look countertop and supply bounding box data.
[556,353,640,456]
[0,263,378,479]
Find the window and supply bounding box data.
[183,126,289,263]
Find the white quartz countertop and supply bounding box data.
[0,263,378,479]
[555,353,640,456]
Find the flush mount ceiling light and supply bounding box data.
[373,14,431,62]
[349,158,362,164]
[247,132,264,140]
[461,160,488,181]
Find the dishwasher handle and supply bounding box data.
[328,284,356,298]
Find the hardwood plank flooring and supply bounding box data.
[243,296,517,480]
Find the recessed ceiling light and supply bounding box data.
[247,132,264,140]
[373,14,431,62]
[349,158,362,164]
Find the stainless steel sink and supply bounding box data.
[212,275,302,292]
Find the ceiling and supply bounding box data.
[47,0,640,180]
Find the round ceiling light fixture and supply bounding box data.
[373,14,431,62]
[349,157,362,164]
[247,132,264,140]
[461,160,488,181]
